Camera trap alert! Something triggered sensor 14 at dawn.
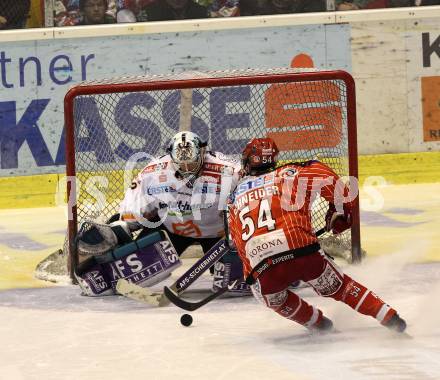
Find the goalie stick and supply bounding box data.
[117,238,231,306]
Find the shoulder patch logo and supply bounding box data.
[279,168,297,178]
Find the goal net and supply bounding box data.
[36,68,362,282]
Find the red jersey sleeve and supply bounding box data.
[297,161,353,212]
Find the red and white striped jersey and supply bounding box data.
[227,161,353,277]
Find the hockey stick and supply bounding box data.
[116,278,164,305]
[163,280,238,312]
[117,238,230,307]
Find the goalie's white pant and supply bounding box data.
[251,251,398,329]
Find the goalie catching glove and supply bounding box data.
[76,220,133,256]
[325,203,352,235]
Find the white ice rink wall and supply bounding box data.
[0,7,439,178]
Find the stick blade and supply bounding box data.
[163,285,195,311]
[116,279,162,307]
[163,282,234,312]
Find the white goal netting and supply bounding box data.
[35,68,363,283]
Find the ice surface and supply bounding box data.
[0,256,439,380]
[1,181,440,379]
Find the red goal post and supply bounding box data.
[64,68,361,279]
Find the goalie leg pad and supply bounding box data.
[76,231,182,296]
[75,256,114,296]
[212,250,251,296]
[107,232,182,291]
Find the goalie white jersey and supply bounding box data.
[120,152,241,238]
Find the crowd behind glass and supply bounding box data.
[1,0,439,29]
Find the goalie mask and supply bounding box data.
[168,131,207,180]
[242,137,279,176]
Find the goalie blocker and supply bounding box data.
[75,230,181,296]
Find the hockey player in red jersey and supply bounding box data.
[227,137,407,333]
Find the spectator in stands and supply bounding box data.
[116,8,138,22]
[26,0,45,28]
[241,0,325,15]
[414,0,440,5]
[383,0,440,6]
[0,0,31,29]
[79,0,115,24]
[208,0,240,17]
[238,0,259,15]
[116,0,155,22]
[336,0,358,10]
[291,0,326,12]
[54,0,81,26]
[145,0,208,21]
[335,0,418,10]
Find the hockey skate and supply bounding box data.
[383,313,407,333]
[309,316,335,334]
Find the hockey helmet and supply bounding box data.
[242,137,279,175]
[168,131,207,178]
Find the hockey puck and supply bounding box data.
[180,313,193,327]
